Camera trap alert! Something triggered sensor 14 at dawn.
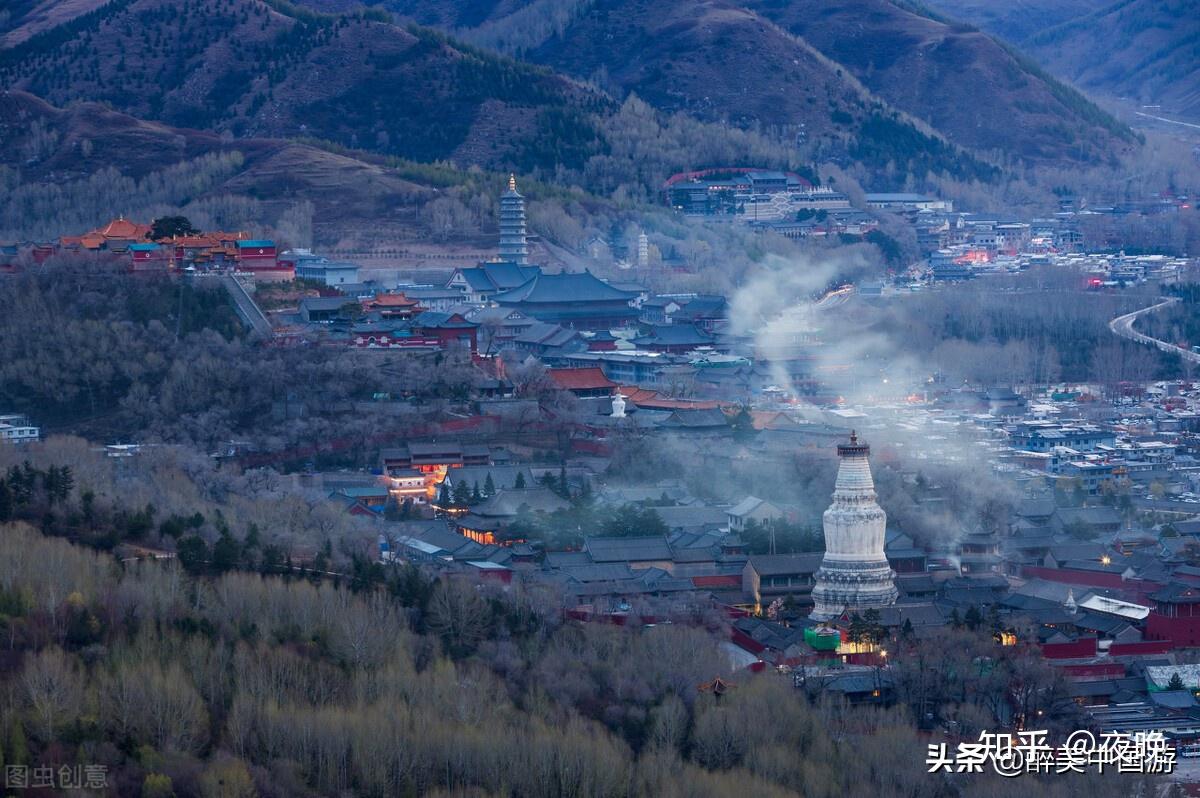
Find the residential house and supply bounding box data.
[286,252,360,286]
[464,306,534,353]
[743,553,825,609]
[401,287,466,313]
[885,531,928,574]
[456,487,571,543]
[362,293,422,319]
[329,486,390,516]
[0,414,39,444]
[300,296,357,323]
[548,367,616,398]
[631,324,716,354]
[442,465,535,497]
[380,442,492,475]
[512,323,585,356]
[1051,507,1123,537]
[408,311,479,354]
[727,497,786,532]
[447,262,541,303]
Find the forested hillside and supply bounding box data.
[0,0,1006,191]
[1025,0,1200,121]
[0,0,111,47]
[920,0,1105,44]
[330,0,1134,167]
[853,268,1183,391]
[0,257,483,447]
[0,0,610,171]
[0,90,449,243]
[742,0,1136,163]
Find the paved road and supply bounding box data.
[219,275,273,339]
[1109,296,1200,364]
[815,285,855,310]
[1133,497,1200,514]
[1135,111,1200,132]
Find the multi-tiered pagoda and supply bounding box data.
[499,174,529,266]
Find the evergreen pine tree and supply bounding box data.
[471,482,481,504]
[56,466,74,502]
[6,717,28,767]
[514,471,526,489]
[848,612,865,644]
[43,466,60,505]
[384,497,403,522]
[484,473,496,496]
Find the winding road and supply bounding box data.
[1109,296,1200,364]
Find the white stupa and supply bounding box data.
[810,432,898,620]
[611,393,627,418]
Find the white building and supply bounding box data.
[288,250,360,286]
[865,193,952,212]
[0,414,40,445]
[810,432,898,620]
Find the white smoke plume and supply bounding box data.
[728,250,1018,552]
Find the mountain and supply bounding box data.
[0,90,451,244]
[523,0,870,136]
[918,0,1106,45]
[0,0,110,48]
[923,0,1200,122]
[343,0,1134,165]
[0,0,1009,188]
[520,0,1006,180]
[1024,0,1200,121]
[0,0,612,172]
[740,0,1135,162]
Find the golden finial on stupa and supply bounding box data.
[507,173,517,192]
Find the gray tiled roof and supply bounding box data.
[747,553,824,577]
[585,535,674,563]
[494,271,637,304]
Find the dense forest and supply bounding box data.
[0,257,483,449]
[1137,281,1200,354]
[852,269,1184,389]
